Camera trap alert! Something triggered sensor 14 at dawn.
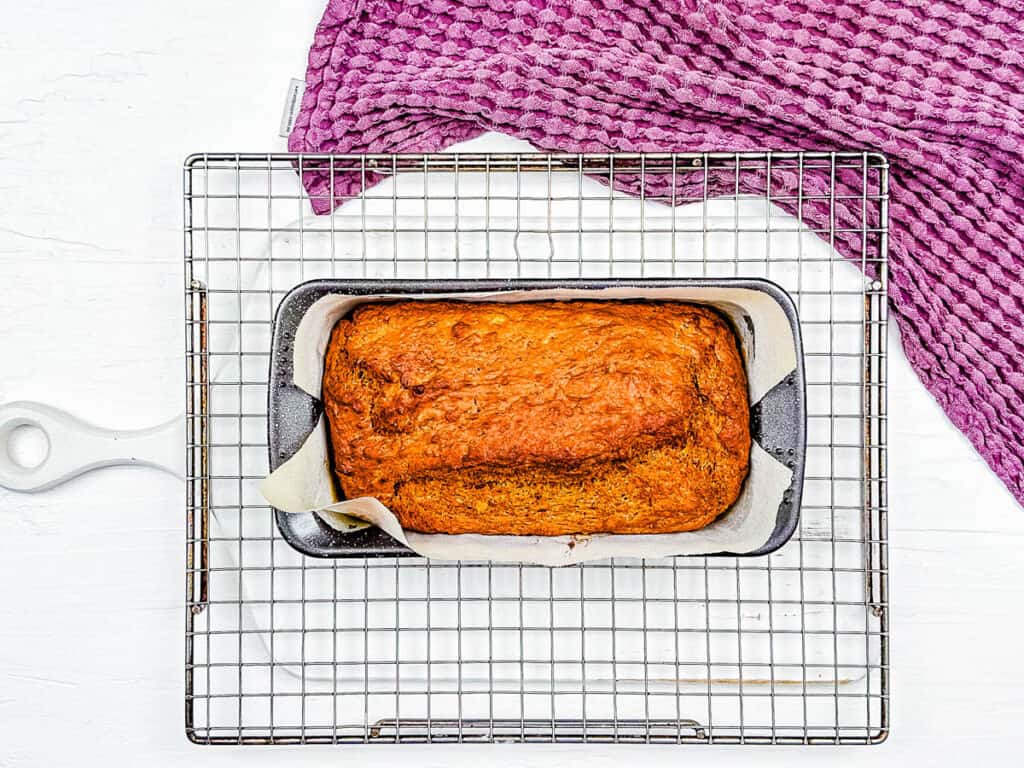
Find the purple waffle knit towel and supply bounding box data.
[290,0,1024,504]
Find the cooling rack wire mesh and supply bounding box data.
[184,152,889,745]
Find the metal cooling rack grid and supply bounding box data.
[184,151,888,745]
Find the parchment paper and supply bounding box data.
[261,287,797,565]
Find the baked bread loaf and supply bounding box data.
[322,300,750,536]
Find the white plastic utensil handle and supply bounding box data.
[0,401,183,492]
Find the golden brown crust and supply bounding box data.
[322,300,750,536]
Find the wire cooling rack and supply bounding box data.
[184,151,889,745]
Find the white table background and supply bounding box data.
[1,2,1022,765]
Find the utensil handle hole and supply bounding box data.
[4,421,51,471]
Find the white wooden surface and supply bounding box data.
[1,2,1022,765]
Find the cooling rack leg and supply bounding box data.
[190,278,209,615]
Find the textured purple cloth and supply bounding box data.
[290,0,1024,504]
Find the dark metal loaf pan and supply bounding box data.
[268,279,806,560]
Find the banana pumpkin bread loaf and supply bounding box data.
[322,300,750,536]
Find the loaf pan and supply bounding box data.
[268,279,805,560]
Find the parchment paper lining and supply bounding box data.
[261,287,797,566]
